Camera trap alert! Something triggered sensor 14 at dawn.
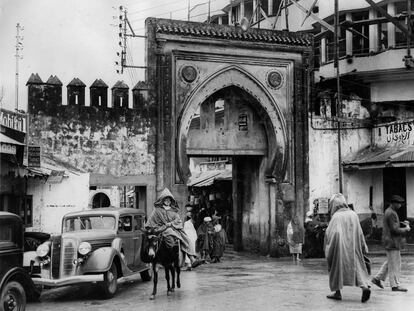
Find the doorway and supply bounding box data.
[383,167,406,220]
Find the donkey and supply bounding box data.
[142,229,182,300]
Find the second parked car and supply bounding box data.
[26,208,151,298]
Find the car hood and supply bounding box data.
[62,230,117,242]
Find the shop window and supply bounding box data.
[0,194,32,227]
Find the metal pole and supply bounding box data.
[15,23,23,111]
[284,0,289,30]
[334,0,343,193]
[407,0,412,57]
[188,0,190,21]
[208,0,211,23]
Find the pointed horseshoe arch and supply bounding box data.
[176,65,289,182]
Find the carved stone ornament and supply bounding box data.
[181,65,197,83]
[266,70,284,89]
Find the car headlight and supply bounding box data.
[36,242,50,257]
[78,242,92,256]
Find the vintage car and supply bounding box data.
[0,212,39,311]
[27,208,151,298]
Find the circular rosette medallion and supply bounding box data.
[181,65,198,83]
[266,70,284,89]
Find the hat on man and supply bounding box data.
[204,216,212,222]
[390,195,405,203]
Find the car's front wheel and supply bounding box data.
[1,281,27,311]
[100,262,118,299]
[140,269,152,282]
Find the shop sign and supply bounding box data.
[375,120,414,147]
[28,145,41,167]
[0,143,17,155]
[0,108,27,133]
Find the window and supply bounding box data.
[119,216,132,231]
[63,216,116,232]
[352,10,369,55]
[134,215,144,230]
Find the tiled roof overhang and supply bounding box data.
[343,147,414,170]
[152,19,312,47]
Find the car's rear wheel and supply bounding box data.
[100,262,118,299]
[1,281,26,311]
[140,269,152,282]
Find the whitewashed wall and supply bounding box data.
[26,172,90,234]
[308,121,371,209]
[406,168,414,218]
[344,169,383,214]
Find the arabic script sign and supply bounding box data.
[374,121,414,147]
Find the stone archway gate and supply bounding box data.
[145,18,313,255]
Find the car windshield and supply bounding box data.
[63,215,116,232]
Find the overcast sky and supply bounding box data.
[0,0,225,111]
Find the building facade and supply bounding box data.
[144,18,312,254]
[213,0,414,241]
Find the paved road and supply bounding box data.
[27,252,414,311]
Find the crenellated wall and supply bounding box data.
[26,75,157,210]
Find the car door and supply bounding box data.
[132,215,145,268]
[117,215,135,269]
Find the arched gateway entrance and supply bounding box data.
[146,18,312,255]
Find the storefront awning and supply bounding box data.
[343,147,414,170]
[0,133,25,145]
[187,169,232,187]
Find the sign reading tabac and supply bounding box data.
[28,145,41,167]
[0,108,27,133]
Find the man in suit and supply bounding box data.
[371,195,411,292]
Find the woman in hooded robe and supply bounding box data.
[145,188,196,260]
[324,193,371,303]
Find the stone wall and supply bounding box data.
[27,75,157,200]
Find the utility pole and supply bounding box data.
[334,0,343,193]
[284,0,290,31]
[15,23,24,111]
[208,0,211,23]
[188,0,191,21]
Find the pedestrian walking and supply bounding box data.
[324,193,371,303]
[210,216,226,263]
[371,195,411,292]
[183,210,199,270]
[196,216,214,261]
[286,215,303,262]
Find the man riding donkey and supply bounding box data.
[145,188,199,268]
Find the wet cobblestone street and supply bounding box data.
[27,251,414,311]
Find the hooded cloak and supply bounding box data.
[324,193,370,291]
[145,188,195,255]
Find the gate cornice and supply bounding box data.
[176,64,289,183]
